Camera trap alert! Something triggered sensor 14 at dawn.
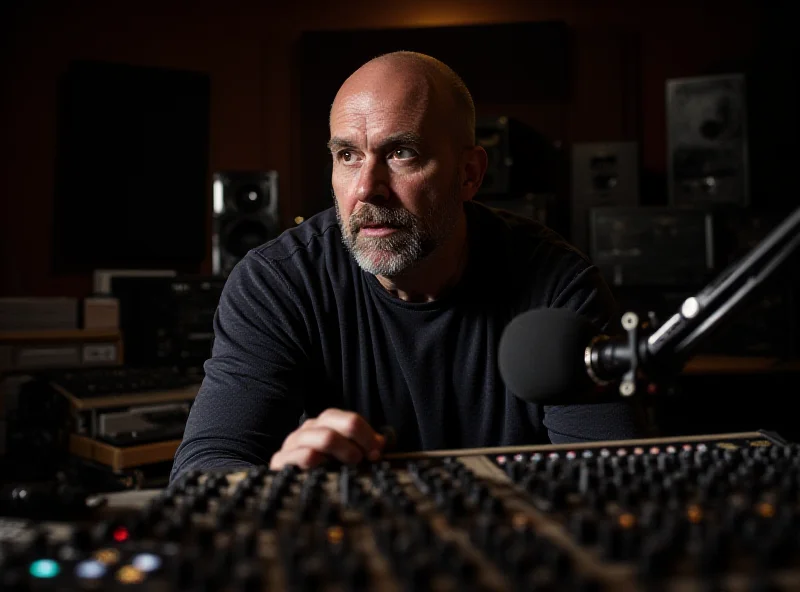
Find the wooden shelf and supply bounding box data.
[55,383,201,410]
[0,329,121,343]
[682,355,800,374]
[70,434,181,471]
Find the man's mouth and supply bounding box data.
[358,223,399,237]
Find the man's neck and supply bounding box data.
[375,216,469,303]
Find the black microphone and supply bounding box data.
[497,308,633,405]
[498,204,800,405]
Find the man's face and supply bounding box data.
[329,80,465,277]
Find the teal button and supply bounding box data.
[30,559,61,578]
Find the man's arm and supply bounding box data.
[542,263,650,444]
[170,252,310,481]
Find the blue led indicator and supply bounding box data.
[132,553,162,573]
[75,560,107,579]
[30,559,60,578]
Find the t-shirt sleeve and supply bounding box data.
[541,260,648,444]
[170,251,309,481]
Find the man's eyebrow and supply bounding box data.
[378,132,424,150]
[327,132,424,153]
[327,137,354,152]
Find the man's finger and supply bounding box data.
[283,427,365,465]
[314,409,385,456]
[269,447,326,471]
[298,417,317,430]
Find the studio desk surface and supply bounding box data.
[4,430,800,591]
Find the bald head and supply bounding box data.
[331,51,476,148]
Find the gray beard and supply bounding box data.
[334,178,462,277]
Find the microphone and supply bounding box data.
[499,204,800,405]
[497,308,634,405]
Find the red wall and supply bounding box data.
[0,0,759,297]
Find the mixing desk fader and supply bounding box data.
[1,431,799,591]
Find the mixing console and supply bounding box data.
[2,431,799,591]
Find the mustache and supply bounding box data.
[349,205,415,233]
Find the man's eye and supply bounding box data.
[392,148,415,159]
[339,151,352,162]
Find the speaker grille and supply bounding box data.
[212,171,280,277]
[667,74,749,207]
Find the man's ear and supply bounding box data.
[460,145,489,202]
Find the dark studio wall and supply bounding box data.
[0,0,772,298]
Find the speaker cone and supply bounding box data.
[224,219,274,258]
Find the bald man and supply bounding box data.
[170,52,643,479]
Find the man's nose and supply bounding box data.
[355,158,391,205]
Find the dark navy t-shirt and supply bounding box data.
[171,201,642,480]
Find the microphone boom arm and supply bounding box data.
[597,205,800,396]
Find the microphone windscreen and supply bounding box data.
[498,307,599,404]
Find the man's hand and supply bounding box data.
[269,409,386,470]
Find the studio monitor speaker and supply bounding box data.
[570,142,639,254]
[212,171,280,277]
[667,74,749,207]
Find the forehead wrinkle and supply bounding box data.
[334,88,428,122]
[330,89,430,152]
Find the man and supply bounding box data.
[170,51,642,480]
